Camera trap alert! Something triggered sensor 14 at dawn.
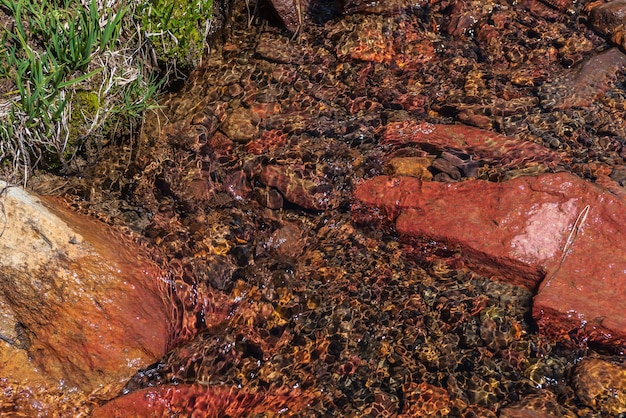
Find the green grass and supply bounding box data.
[0,0,213,183]
[140,0,214,74]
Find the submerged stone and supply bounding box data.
[387,156,433,180]
[573,358,626,415]
[382,121,564,168]
[538,48,626,109]
[91,384,311,417]
[352,172,626,350]
[590,1,626,38]
[259,164,339,210]
[0,182,170,395]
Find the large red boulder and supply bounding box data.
[352,172,626,350]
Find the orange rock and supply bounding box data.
[0,183,171,397]
[573,358,626,415]
[387,157,434,180]
[400,382,451,417]
[336,17,394,63]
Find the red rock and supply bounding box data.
[91,384,312,417]
[352,172,626,350]
[354,175,566,288]
[532,192,626,349]
[383,121,564,168]
[0,183,170,395]
[245,129,288,155]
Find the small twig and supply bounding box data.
[543,204,590,288]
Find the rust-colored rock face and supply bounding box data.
[0,183,170,405]
[532,190,626,349]
[91,384,312,417]
[352,172,626,350]
[353,174,575,288]
[382,121,564,168]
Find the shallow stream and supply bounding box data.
[37,0,626,415]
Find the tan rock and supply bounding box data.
[0,182,171,395]
[387,157,433,180]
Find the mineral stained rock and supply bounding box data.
[352,172,626,350]
[382,121,564,168]
[0,182,170,394]
[91,384,311,417]
[589,0,626,52]
[259,164,339,210]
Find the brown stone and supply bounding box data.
[573,358,626,415]
[499,390,574,417]
[352,172,626,349]
[499,409,559,418]
[0,183,170,395]
[400,382,451,417]
[259,164,339,210]
[267,0,310,33]
[590,0,626,37]
[539,48,626,109]
[220,107,259,142]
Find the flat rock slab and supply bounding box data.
[383,120,564,168]
[92,384,311,417]
[352,172,626,350]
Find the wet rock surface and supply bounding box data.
[11,0,626,415]
[91,383,311,417]
[0,182,170,414]
[353,171,626,350]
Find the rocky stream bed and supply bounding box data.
[3,0,626,416]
